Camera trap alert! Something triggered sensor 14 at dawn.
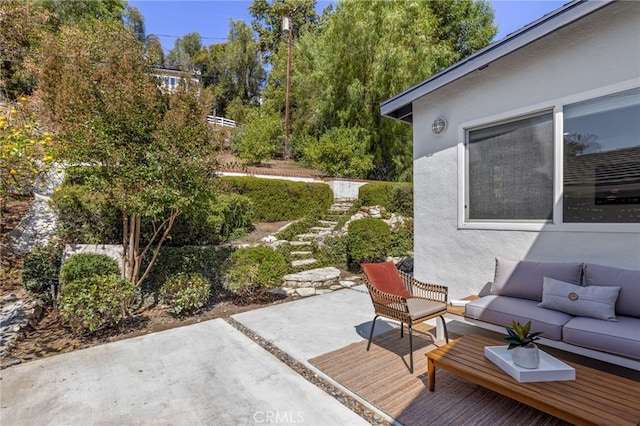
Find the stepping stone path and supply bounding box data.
[265,200,365,297]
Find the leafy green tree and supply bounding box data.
[294,0,496,180]
[166,32,203,71]
[300,126,374,178]
[197,20,265,117]
[233,108,282,164]
[34,20,217,288]
[249,0,319,64]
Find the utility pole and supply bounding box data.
[283,14,293,160]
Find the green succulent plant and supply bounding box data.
[505,320,542,350]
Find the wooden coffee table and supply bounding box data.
[426,334,640,426]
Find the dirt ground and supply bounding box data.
[0,157,340,369]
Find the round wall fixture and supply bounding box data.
[431,118,447,134]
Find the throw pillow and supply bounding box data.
[538,277,621,321]
[361,261,412,299]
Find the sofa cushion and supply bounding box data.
[465,295,571,340]
[490,257,583,302]
[583,264,640,318]
[361,261,412,299]
[563,316,640,360]
[538,277,621,321]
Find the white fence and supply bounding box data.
[207,115,236,128]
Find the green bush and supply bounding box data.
[58,274,136,333]
[359,182,413,216]
[160,273,211,315]
[51,184,121,244]
[219,176,333,222]
[389,219,414,257]
[142,245,234,296]
[346,218,391,267]
[300,127,374,178]
[232,109,282,164]
[223,247,288,295]
[21,242,63,303]
[59,253,120,287]
[167,193,254,246]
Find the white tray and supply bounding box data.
[484,346,576,383]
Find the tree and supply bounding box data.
[34,20,217,288]
[233,108,282,164]
[0,0,53,99]
[249,0,319,65]
[145,34,165,67]
[1,97,57,201]
[300,126,374,178]
[293,0,496,180]
[197,20,265,117]
[165,32,203,71]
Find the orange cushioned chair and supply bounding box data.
[362,261,449,373]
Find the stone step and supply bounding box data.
[291,258,317,267]
[319,220,338,226]
[296,233,318,240]
[282,267,341,288]
[309,227,334,233]
[290,251,312,256]
[289,241,311,246]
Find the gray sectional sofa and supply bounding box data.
[463,257,640,370]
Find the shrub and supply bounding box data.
[160,273,211,315]
[389,219,414,257]
[58,274,136,333]
[300,126,374,178]
[59,253,120,287]
[51,184,121,244]
[359,182,413,216]
[232,109,282,164]
[223,247,288,295]
[21,242,63,303]
[167,193,254,246]
[346,218,390,267]
[142,245,234,297]
[219,176,333,222]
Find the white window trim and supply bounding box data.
[458,79,640,233]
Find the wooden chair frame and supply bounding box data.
[364,269,449,373]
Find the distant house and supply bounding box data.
[381,0,640,299]
[151,67,200,93]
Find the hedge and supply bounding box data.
[358,182,413,216]
[218,176,333,222]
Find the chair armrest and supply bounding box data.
[399,270,448,303]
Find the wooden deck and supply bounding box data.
[427,334,640,426]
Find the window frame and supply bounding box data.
[458,79,640,233]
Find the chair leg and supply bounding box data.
[409,323,414,374]
[367,315,379,351]
[400,322,404,338]
[439,316,449,343]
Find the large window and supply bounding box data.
[462,86,639,229]
[466,112,554,221]
[563,88,640,223]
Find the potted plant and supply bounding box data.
[505,320,543,369]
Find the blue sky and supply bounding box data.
[130,0,568,53]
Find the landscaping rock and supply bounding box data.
[291,259,317,267]
[283,267,341,289]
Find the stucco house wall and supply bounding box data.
[402,2,639,299]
